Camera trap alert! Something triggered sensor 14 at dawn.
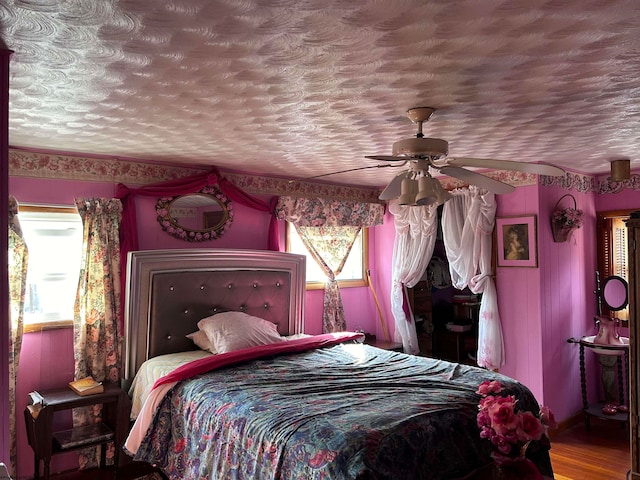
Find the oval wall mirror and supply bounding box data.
[601,275,628,311]
[156,185,233,242]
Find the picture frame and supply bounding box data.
[496,215,538,268]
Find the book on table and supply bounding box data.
[68,376,104,396]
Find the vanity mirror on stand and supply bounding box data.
[568,272,630,429]
[156,185,234,242]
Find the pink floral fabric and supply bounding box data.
[275,197,381,333]
[73,198,123,468]
[296,225,361,332]
[8,195,28,476]
[274,196,384,227]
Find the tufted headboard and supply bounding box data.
[123,249,306,381]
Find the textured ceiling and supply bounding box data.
[3,0,640,188]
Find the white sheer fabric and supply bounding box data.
[389,200,439,353]
[442,187,504,370]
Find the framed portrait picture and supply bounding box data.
[496,215,538,268]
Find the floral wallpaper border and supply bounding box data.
[15,148,634,201]
[539,170,640,195]
[8,148,383,203]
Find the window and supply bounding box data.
[597,210,631,323]
[18,206,83,330]
[286,223,368,289]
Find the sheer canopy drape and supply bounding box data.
[72,198,122,468]
[8,195,28,476]
[442,187,504,370]
[388,199,439,354]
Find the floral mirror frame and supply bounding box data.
[156,185,234,242]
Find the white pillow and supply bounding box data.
[197,311,285,354]
[186,330,217,354]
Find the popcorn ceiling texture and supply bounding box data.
[4,0,640,188]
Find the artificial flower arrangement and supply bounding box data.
[552,205,584,229]
[477,380,557,480]
[551,193,583,242]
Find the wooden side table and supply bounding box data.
[23,382,131,480]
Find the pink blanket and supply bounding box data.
[153,331,365,389]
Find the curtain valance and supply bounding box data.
[274,196,384,227]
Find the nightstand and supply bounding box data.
[24,383,131,480]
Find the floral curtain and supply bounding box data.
[8,195,28,476]
[274,197,384,227]
[441,187,504,370]
[296,225,361,332]
[72,198,122,468]
[275,196,384,333]
[388,199,440,353]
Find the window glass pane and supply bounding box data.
[19,208,83,323]
[287,224,365,283]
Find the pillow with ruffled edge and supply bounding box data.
[197,311,285,354]
[186,330,217,354]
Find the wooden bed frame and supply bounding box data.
[123,249,306,383]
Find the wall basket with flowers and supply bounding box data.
[551,194,583,243]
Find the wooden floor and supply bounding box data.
[549,416,630,480]
[44,417,631,480]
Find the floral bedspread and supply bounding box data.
[132,343,553,479]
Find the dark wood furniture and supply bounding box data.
[626,213,640,479]
[24,383,131,480]
[364,336,403,352]
[568,338,629,429]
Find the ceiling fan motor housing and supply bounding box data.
[392,137,449,159]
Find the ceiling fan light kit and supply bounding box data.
[415,176,437,206]
[610,159,631,182]
[398,177,419,206]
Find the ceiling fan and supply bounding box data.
[366,107,566,205]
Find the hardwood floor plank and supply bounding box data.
[549,418,630,480]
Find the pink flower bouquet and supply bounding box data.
[476,380,557,479]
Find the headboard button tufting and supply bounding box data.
[200,285,205,290]
[276,282,281,288]
[228,284,233,289]
[184,309,189,314]
[169,286,174,291]
[253,283,258,288]
[166,334,172,340]
[239,305,246,311]
[263,303,269,309]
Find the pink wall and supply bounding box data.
[495,185,544,397]
[496,183,599,422]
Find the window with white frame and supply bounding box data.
[18,206,83,329]
[286,222,368,289]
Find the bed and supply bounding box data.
[122,249,554,480]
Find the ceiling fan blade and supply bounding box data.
[378,171,407,200]
[440,166,516,194]
[365,155,412,162]
[288,163,403,183]
[445,157,565,177]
